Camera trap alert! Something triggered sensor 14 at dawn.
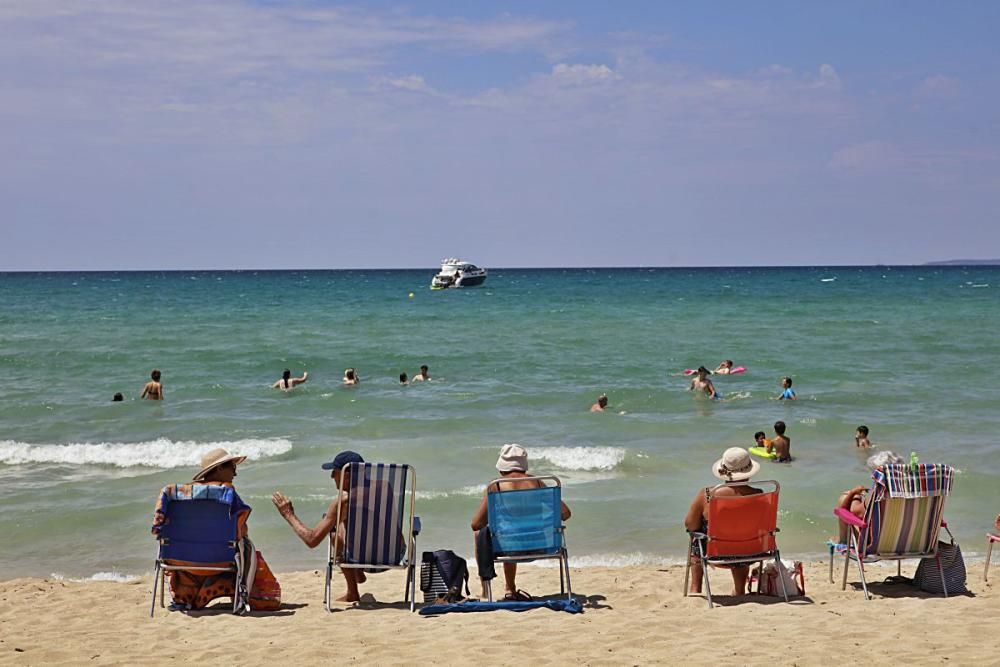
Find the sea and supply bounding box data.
[1,266,998,581]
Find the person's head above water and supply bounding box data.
[722,360,733,368]
[400,373,408,384]
[774,420,786,435]
[697,366,710,377]
[782,377,792,387]
[712,447,760,482]
[420,365,428,373]
[344,368,356,380]
[112,392,123,402]
[598,394,608,407]
[753,430,766,443]
[283,369,291,380]
[496,443,528,474]
[857,425,869,436]
[151,369,161,381]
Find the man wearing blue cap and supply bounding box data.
[272,450,367,602]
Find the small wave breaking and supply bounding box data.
[532,446,627,471]
[529,552,679,568]
[0,438,293,468]
[51,571,140,584]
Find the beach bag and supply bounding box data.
[248,552,282,611]
[914,539,967,595]
[754,559,805,597]
[420,550,470,604]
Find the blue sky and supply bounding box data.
[1,1,998,269]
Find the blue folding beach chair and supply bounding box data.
[150,484,249,617]
[327,462,420,611]
[484,475,572,602]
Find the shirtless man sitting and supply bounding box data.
[141,369,163,400]
[272,450,368,602]
[272,369,308,390]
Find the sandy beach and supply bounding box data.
[1,561,996,666]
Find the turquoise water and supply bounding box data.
[1,267,998,579]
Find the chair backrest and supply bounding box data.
[343,462,412,567]
[704,481,780,559]
[157,499,239,564]
[860,463,954,558]
[486,477,563,556]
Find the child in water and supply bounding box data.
[772,421,791,462]
[777,377,796,400]
[754,430,773,453]
[855,425,871,448]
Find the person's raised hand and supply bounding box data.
[272,491,294,518]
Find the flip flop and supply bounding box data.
[503,589,533,602]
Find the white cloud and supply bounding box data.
[813,64,841,89]
[551,63,616,84]
[380,75,432,92]
[917,74,959,99]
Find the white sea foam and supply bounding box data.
[416,485,483,500]
[0,438,293,469]
[529,552,680,568]
[532,446,627,471]
[51,571,139,584]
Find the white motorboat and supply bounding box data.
[430,258,488,289]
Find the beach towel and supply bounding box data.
[872,463,954,499]
[418,598,583,615]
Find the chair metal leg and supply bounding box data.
[696,540,713,608]
[159,567,165,609]
[682,548,691,598]
[936,553,948,598]
[775,553,789,602]
[559,557,565,595]
[562,552,573,601]
[150,562,160,618]
[828,544,835,584]
[323,561,332,612]
[986,538,994,582]
[841,540,851,591]
[484,577,493,602]
[897,561,902,577]
[855,557,871,600]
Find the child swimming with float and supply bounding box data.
[748,430,776,459]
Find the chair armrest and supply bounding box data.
[834,507,865,528]
[412,516,421,536]
[686,530,707,539]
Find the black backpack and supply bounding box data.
[420,550,470,604]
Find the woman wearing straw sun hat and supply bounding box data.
[683,447,762,597]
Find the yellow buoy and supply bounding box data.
[408,292,415,299]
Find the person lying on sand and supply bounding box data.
[684,447,761,596]
[272,369,308,390]
[471,444,571,601]
[272,451,368,603]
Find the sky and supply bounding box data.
[1,1,998,270]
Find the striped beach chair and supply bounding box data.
[835,462,955,599]
[684,480,788,608]
[327,462,419,611]
[483,475,572,602]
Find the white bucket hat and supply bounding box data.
[712,447,760,482]
[496,443,528,473]
[193,448,247,482]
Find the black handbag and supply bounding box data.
[914,525,967,595]
[419,550,470,604]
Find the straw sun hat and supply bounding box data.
[711,447,760,482]
[192,448,247,482]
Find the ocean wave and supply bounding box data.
[0,438,293,469]
[532,446,627,471]
[51,571,139,584]
[416,485,483,500]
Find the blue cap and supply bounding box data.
[321,450,364,471]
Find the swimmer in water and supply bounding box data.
[777,377,796,400]
[343,368,359,386]
[141,369,163,400]
[412,365,430,382]
[399,372,408,385]
[754,430,773,453]
[590,394,609,412]
[713,360,735,375]
[112,392,124,402]
[772,421,791,462]
[855,425,871,449]
[689,367,720,399]
[273,369,308,391]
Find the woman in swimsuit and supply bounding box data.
[684,447,762,596]
[272,369,308,390]
[141,369,163,400]
[833,451,903,543]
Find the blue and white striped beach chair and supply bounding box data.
[836,462,955,600]
[483,475,572,602]
[327,462,419,611]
